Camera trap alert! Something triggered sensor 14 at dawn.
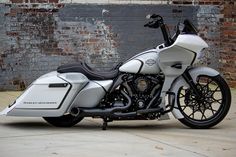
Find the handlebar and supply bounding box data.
[144,21,159,28]
[144,14,199,47]
[144,14,163,28]
[144,14,171,46]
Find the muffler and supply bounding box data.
[70,107,80,117]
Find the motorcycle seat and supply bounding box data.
[57,62,121,80]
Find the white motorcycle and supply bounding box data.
[1,14,231,130]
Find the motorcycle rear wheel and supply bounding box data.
[43,115,83,127]
[177,75,231,129]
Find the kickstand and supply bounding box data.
[102,118,108,130]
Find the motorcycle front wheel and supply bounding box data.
[177,75,231,129]
[43,115,83,127]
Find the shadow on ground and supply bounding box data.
[1,118,231,131]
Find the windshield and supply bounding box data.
[182,19,198,35]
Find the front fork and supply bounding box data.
[182,69,201,99]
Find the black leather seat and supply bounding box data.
[57,62,120,80]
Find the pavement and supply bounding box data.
[0,89,235,157]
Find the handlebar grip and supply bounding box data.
[150,14,159,18]
[144,21,155,27]
[150,14,163,22]
[144,21,160,29]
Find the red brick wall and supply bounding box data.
[220,1,236,87]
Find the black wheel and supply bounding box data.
[177,75,231,129]
[43,115,83,127]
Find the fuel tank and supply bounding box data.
[119,50,160,74]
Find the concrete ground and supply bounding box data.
[0,89,235,157]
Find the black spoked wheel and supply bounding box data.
[43,115,83,127]
[177,75,231,129]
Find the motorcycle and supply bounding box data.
[0,14,231,130]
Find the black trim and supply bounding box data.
[49,83,68,88]
[191,53,197,65]
[136,59,144,74]
[93,81,107,93]
[171,63,182,69]
[8,100,16,108]
[54,77,72,110]
[57,82,72,109]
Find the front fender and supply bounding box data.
[170,67,220,119]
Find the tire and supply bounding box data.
[43,115,83,127]
[177,75,231,129]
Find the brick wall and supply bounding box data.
[0,0,235,90]
[219,1,236,87]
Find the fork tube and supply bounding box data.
[182,70,201,99]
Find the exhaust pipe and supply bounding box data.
[79,90,132,117]
[76,90,168,118]
[70,107,80,117]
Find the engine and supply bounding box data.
[123,75,163,111]
[100,74,163,112]
[135,77,150,92]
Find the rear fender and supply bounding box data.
[170,67,220,119]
